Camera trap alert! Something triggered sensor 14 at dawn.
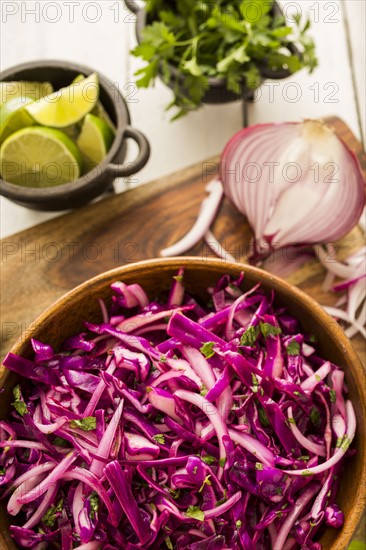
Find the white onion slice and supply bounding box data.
[161,178,223,257]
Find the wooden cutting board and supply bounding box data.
[1,117,365,364]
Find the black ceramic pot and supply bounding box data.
[0,60,150,211]
[126,0,299,104]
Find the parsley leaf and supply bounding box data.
[12,385,27,416]
[286,341,300,356]
[260,322,282,338]
[70,416,96,431]
[200,341,216,358]
[153,434,165,445]
[41,499,63,527]
[240,325,259,347]
[131,0,317,117]
[186,505,204,521]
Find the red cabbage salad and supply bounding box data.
[1,269,356,549]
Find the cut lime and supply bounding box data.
[92,101,116,132]
[25,73,99,128]
[0,126,83,187]
[73,73,116,131]
[0,81,53,105]
[0,96,34,143]
[77,113,114,168]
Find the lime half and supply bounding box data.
[0,126,82,187]
[26,73,99,128]
[77,113,114,169]
[0,96,34,143]
[0,81,53,105]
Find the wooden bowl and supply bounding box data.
[0,258,365,549]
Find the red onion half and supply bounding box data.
[161,120,365,259]
[221,120,365,256]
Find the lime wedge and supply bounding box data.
[0,81,53,105]
[92,102,116,132]
[25,73,99,128]
[77,113,114,169]
[73,73,116,131]
[0,126,82,187]
[0,96,34,143]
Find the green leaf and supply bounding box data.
[260,322,282,338]
[89,491,99,520]
[201,455,216,465]
[200,341,216,359]
[236,519,242,528]
[255,462,264,470]
[329,389,336,403]
[70,416,96,431]
[348,542,366,550]
[165,537,174,550]
[310,407,321,427]
[240,325,259,347]
[198,475,212,493]
[153,434,166,444]
[183,58,202,77]
[12,385,28,417]
[141,21,176,49]
[134,60,159,88]
[41,499,63,527]
[258,406,270,427]
[286,340,300,356]
[53,437,70,448]
[186,505,204,521]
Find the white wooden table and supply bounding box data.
[1,0,365,238]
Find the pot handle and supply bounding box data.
[108,126,150,177]
[125,0,140,14]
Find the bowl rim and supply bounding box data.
[0,59,130,200]
[0,257,365,550]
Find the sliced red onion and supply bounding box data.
[287,407,326,457]
[174,390,229,478]
[273,483,321,550]
[204,230,237,263]
[160,178,223,257]
[283,400,356,476]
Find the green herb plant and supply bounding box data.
[131,0,317,119]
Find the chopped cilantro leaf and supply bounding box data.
[41,499,63,527]
[200,341,216,359]
[198,475,212,493]
[186,505,204,521]
[240,326,259,347]
[329,389,337,403]
[260,323,282,338]
[310,407,321,427]
[258,407,270,427]
[286,341,300,356]
[201,455,216,465]
[89,491,99,520]
[12,385,27,417]
[153,434,165,445]
[70,416,96,431]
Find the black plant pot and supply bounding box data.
[126,0,300,105]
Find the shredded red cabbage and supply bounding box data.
[1,270,356,549]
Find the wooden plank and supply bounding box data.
[1,117,365,365]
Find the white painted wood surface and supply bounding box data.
[0,0,364,238]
